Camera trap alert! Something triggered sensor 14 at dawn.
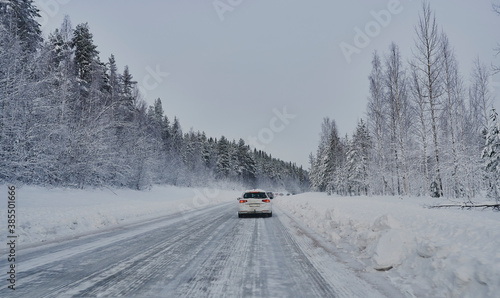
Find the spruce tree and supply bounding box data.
[482,108,500,202]
[216,136,231,179]
[71,23,99,83]
[0,0,42,52]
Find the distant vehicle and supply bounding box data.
[266,192,274,199]
[238,190,272,218]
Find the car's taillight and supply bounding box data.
[262,199,270,203]
[239,199,247,203]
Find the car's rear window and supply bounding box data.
[243,192,267,199]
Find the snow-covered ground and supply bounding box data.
[274,193,500,297]
[1,184,241,246]
[2,185,499,297]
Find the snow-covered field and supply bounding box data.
[1,185,241,246]
[274,193,500,297]
[2,185,499,297]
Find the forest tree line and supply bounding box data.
[0,1,309,191]
[309,3,500,201]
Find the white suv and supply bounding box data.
[238,190,272,218]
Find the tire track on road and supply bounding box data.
[6,201,398,297]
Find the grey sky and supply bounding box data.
[34,0,499,168]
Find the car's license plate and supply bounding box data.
[249,204,260,207]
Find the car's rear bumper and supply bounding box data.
[238,210,272,215]
[238,204,272,214]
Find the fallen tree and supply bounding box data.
[427,203,500,211]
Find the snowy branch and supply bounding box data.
[427,203,500,210]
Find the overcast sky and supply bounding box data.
[34,0,500,168]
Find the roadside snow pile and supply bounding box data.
[274,193,500,297]
[0,185,240,246]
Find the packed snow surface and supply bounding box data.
[2,185,499,297]
[274,193,500,297]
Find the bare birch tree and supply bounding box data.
[385,43,410,195]
[493,2,500,74]
[470,58,493,134]
[411,2,444,197]
[367,51,389,195]
[409,62,431,195]
[441,34,463,197]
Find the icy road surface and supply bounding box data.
[4,203,397,297]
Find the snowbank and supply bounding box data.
[1,185,241,246]
[274,193,500,297]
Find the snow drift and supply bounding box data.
[274,193,500,297]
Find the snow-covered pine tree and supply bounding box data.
[120,66,137,108]
[307,153,320,191]
[0,0,43,184]
[170,117,183,155]
[314,118,338,192]
[106,54,120,105]
[482,108,500,202]
[345,120,371,196]
[0,0,42,53]
[71,23,99,83]
[163,116,184,185]
[328,134,348,195]
[202,137,217,170]
[326,122,345,195]
[235,139,256,185]
[215,136,231,179]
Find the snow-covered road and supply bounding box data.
[3,202,398,297]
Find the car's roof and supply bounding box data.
[244,189,267,193]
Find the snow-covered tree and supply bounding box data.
[345,120,371,195]
[493,2,500,74]
[216,136,231,179]
[308,153,320,191]
[234,139,256,184]
[385,42,410,195]
[0,1,309,191]
[106,54,120,105]
[0,0,42,52]
[308,118,346,194]
[367,51,389,195]
[482,108,500,202]
[408,62,431,195]
[0,0,43,184]
[411,2,445,197]
[469,58,493,137]
[316,118,343,193]
[441,34,468,198]
[71,23,99,83]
